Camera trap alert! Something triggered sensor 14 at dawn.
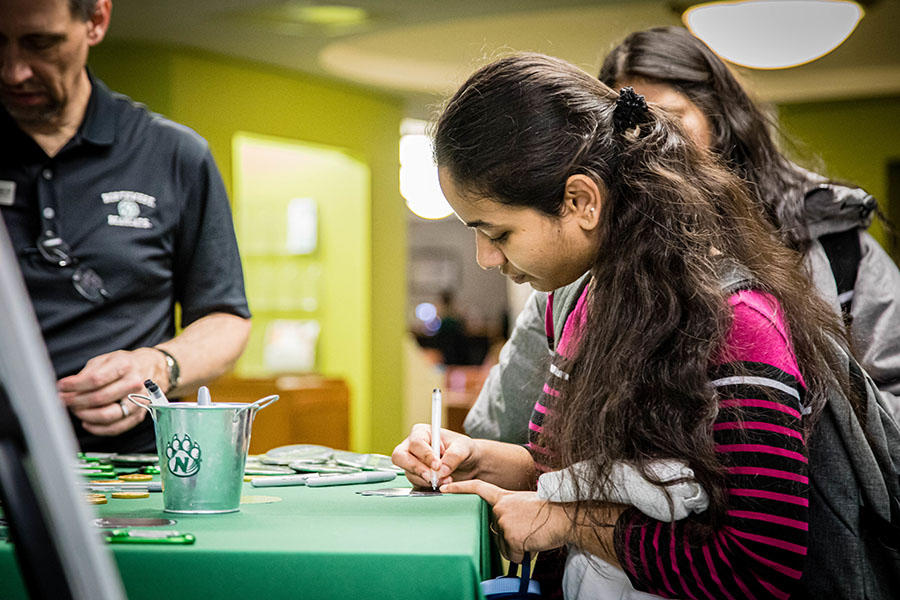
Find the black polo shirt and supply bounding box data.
[0,75,250,452]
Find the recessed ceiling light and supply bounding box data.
[286,5,368,27]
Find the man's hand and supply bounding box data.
[443,480,572,563]
[58,348,166,436]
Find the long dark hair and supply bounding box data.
[435,53,849,537]
[600,26,815,249]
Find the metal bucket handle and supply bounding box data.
[126,394,156,419]
[233,394,279,422]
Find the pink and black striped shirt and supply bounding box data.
[528,285,810,599]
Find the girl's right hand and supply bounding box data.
[391,424,480,488]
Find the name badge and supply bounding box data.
[0,180,15,206]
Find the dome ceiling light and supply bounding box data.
[400,120,453,220]
[682,0,866,69]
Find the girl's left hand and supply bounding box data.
[443,479,571,563]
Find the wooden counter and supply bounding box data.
[206,375,349,453]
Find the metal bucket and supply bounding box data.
[128,395,278,514]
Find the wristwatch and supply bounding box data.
[153,347,180,391]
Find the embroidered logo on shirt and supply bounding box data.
[102,190,155,229]
[0,180,15,206]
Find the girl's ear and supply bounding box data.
[562,174,603,230]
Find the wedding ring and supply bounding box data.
[119,400,131,419]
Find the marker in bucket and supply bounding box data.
[144,379,169,405]
[197,386,211,406]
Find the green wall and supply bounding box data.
[88,44,407,454]
[778,95,900,248]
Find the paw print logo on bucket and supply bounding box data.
[166,434,202,477]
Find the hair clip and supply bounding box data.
[613,87,649,134]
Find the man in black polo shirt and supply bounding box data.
[0,0,252,452]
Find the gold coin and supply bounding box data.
[91,479,121,484]
[111,492,150,499]
[85,494,107,505]
[240,495,282,504]
[118,473,153,482]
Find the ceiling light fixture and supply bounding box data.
[288,5,368,27]
[400,120,453,220]
[682,0,865,69]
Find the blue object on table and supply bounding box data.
[480,552,542,599]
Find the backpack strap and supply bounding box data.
[480,552,542,599]
[819,228,862,325]
[831,339,900,517]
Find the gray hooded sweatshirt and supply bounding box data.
[464,182,900,442]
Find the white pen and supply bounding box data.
[144,379,169,405]
[306,470,396,487]
[250,473,320,488]
[250,471,396,488]
[431,388,442,490]
[84,482,163,493]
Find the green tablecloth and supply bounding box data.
[0,479,493,599]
